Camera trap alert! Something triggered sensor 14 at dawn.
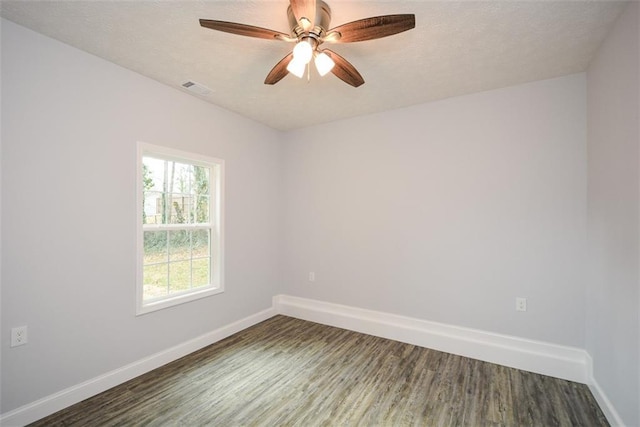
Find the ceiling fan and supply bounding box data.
[200,0,415,87]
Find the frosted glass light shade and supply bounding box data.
[314,52,335,76]
[292,40,313,64]
[286,58,306,78]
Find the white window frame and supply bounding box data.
[136,142,224,315]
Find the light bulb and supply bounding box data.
[286,58,306,78]
[314,52,335,76]
[292,40,313,65]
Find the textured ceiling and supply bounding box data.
[0,0,628,130]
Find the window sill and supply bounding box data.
[136,286,224,316]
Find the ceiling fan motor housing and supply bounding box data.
[287,0,331,40]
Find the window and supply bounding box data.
[137,142,224,315]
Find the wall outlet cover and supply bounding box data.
[11,326,28,347]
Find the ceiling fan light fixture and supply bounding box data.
[287,58,307,78]
[314,51,335,76]
[292,40,314,64]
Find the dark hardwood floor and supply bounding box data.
[30,315,608,426]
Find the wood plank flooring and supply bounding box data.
[30,315,608,426]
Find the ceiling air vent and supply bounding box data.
[181,81,212,96]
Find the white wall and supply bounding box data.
[0,19,283,413]
[586,2,640,426]
[282,74,588,348]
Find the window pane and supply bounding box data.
[157,194,170,224]
[192,258,210,287]
[169,193,191,224]
[169,230,190,261]
[192,229,209,258]
[143,191,163,224]
[143,157,171,225]
[195,195,210,224]
[194,165,210,224]
[169,261,190,294]
[142,157,166,192]
[171,162,191,195]
[193,165,210,195]
[143,263,168,300]
[144,231,168,264]
[164,162,188,223]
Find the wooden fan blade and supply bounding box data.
[200,19,290,41]
[324,49,364,88]
[264,52,295,85]
[328,14,415,43]
[290,0,316,30]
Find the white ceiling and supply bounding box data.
[0,0,628,130]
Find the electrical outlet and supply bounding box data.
[308,272,315,282]
[516,298,527,312]
[11,326,28,347]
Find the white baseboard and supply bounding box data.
[0,307,276,427]
[586,354,625,426]
[274,294,589,383]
